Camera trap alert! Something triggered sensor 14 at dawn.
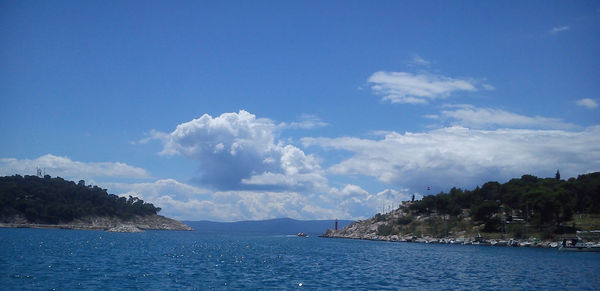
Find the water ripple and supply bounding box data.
[1,229,599,290]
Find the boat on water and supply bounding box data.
[490,240,509,246]
[558,237,600,252]
[297,232,308,237]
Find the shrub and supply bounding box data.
[377,223,395,236]
[397,216,413,225]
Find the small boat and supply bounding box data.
[559,237,600,252]
[490,240,509,246]
[297,232,308,237]
[519,241,533,247]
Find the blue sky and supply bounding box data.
[1,1,599,221]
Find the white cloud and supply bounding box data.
[410,55,431,66]
[132,110,422,221]
[211,191,322,221]
[325,185,414,218]
[576,98,598,109]
[281,114,329,129]
[549,25,569,34]
[367,71,478,104]
[0,154,150,181]
[481,84,495,91]
[108,177,344,221]
[303,126,600,192]
[431,105,576,129]
[151,110,327,191]
[106,179,234,221]
[106,178,211,201]
[166,189,340,221]
[105,177,412,221]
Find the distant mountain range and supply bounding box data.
[183,218,354,235]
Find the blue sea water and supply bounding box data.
[1,228,599,290]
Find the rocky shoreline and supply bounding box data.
[320,220,600,249]
[0,214,192,232]
[321,229,564,248]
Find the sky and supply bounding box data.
[1,1,599,221]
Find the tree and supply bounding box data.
[555,169,561,180]
[0,175,161,224]
[471,200,501,232]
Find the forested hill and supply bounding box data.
[0,175,161,224]
[407,171,600,232]
[324,172,600,241]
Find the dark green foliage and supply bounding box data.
[396,216,413,225]
[471,200,500,222]
[406,172,600,232]
[0,175,161,224]
[553,224,578,235]
[471,200,501,232]
[377,223,395,236]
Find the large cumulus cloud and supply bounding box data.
[152,110,327,191]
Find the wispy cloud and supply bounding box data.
[429,104,577,129]
[367,71,478,104]
[409,55,431,66]
[481,84,495,91]
[548,25,570,35]
[576,98,598,109]
[281,114,329,129]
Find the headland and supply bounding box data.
[0,175,191,232]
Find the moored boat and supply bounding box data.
[490,240,509,246]
[558,237,600,252]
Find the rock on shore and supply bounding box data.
[322,219,380,240]
[0,214,192,232]
[320,216,600,248]
[106,224,143,232]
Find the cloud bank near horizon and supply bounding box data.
[303,125,600,192]
[2,107,598,221]
[0,154,150,181]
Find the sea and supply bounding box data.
[1,228,599,290]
